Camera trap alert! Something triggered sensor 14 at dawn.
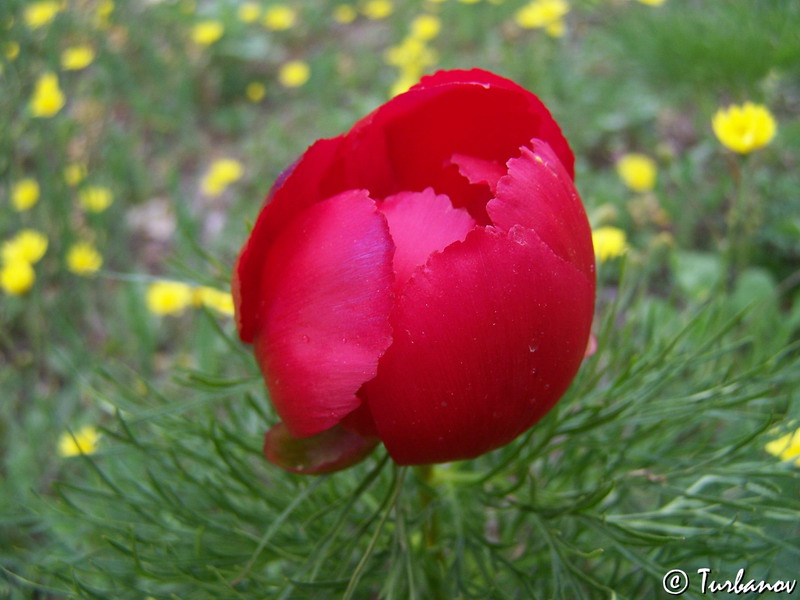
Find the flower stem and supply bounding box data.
[415,465,446,598]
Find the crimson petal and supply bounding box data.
[379,188,476,294]
[253,189,395,438]
[363,225,594,465]
[234,136,346,343]
[488,140,595,281]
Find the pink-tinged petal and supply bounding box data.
[234,136,347,343]
[379,188,476,294]
[253,189,395,438]
[449,153,507,195]
[487,140,595,281]
[362,225,594,465]
[264,422,378,475]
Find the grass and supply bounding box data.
[1,0,799,598]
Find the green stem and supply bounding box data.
[415,465,446,599]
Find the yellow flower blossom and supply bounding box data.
[61,45,96,71]
[30,72,66,118]
[765,427,800,467]
[146,280,194,316]
[592,226,627,262]
[238,2,261,23]
[192,20,224,46]
[4,42,20,60]
[278,60,310,88]
[362,0,393,20]
[24,1,63,29]
[263,5,296,31]
[193,286,235,316]
[11,179,40,211]
[58,425,100,457]
[1,260,35,295]
[94,0,115,28]
[616,153,657,193]
[79,186,114,213]
[712,102,777,155]
[633,0,665,5]
[515,0,569,37]
[201,159,244,196]
[67,242,103,275]
[246,81,266,102]
[2,230,48,264]
[333,4,357,24]
[410,14,441,41]
[385,37,437,76]
[64,164,88,187]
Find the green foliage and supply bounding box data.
[2,0,799,598]
[18,267,800,600]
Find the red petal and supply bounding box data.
[449,153,507,195]
[341,69,574,212]
[264,422,378,475]
[487,140,595,282]
[234,136,346,343]
[379,188,476,294]
[253,189,395,438]
[362,226,594,465]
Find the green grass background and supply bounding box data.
[2,0,799,598]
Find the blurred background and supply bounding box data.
[2,0,799,598]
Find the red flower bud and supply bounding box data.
[233,69,595,473]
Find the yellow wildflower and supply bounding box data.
[64,164,87,187]
[79,186,114,213]
[712,102,777,155]
[765,427,800,467]
[4,42,20,60]
[238,2,261,23]
[146,280,194,316]
[193,286,235,316]
[592,226,627,262]
[30,72,66,118]
[633,0,665,5]
[246,81,266,102]
[1,260,35,296]
[616,153,657,193]
[11,179,40,211]
[278,60,310,88]
[333,4,357,24]
[24,1,63,29]
[263,5,296,31]
[515,0,569,37]
[95,0,115,28]
[2,230,48,264]
[362,0,393,20]
[410,14,441,41]
[192,20,224,46]
[58,425,101,457]
[385,37,437,75]
[67,242,103,275]
[201,159,244,196]
[61,45,96,71]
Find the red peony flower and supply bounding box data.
[233,69,595,474]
